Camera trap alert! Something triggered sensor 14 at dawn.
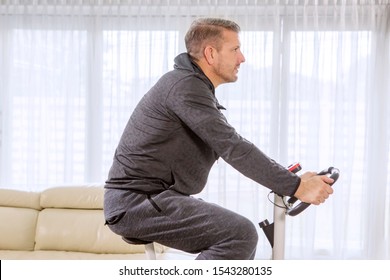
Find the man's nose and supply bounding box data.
[239,51,246,63]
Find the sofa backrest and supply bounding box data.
[0,185,144,254]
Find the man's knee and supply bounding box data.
[236,217,258,246]
[225,216,258,259]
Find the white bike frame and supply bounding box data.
[272,194,287,260]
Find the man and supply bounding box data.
[104,18,334,260]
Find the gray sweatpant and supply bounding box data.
[104,188,258,260]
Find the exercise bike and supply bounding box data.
[259,163,340,260]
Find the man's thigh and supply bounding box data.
[111,189,254,254]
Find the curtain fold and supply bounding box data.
[0,0,389,259]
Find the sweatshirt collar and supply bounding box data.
[174,53,225,110]
[174,53,215,93]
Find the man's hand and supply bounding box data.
[294,172,334,205]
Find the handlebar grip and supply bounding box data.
[287,196,298,205]
[286,167,340,217]
[318,167,340,183]
[286,201,311,216]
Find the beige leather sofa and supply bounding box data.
[0,185,193,260]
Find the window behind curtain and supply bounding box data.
[102,30,178,179]
[6,29,87,188]
[4,28,178,189]
[1,2,389,259]
[286,30,371,257]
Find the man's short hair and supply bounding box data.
[185,18,241,61]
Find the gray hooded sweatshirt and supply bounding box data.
[105,53,300,196]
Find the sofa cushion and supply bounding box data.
[0,206,39,250]
[35,208,144,254]
[40,185,104,209]
[0,188,41,251]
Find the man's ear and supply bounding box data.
[203,46,215,65]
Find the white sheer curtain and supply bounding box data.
[0,0,389,259]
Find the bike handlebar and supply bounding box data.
[286,167,340,216]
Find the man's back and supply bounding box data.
[105,53,221,195]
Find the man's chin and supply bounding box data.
[219,75,239,85]
[231,76,238,83]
